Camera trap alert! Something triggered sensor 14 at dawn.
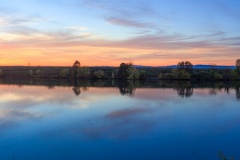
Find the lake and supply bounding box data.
[0,80,240,160]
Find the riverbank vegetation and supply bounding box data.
[0,59,239,81]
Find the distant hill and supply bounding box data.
[165,65,235,69]
[133,64,235,69]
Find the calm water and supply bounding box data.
[0,81,240,160]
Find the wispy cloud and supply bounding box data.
[82,0,156,17]
[106,17,155,28]
[1,23,239,50]
[66,26,89,31]
[0,15,48,27]
[0,0,239,66]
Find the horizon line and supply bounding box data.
[0,64,236,68]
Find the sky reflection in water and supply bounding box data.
[0,83,240,160]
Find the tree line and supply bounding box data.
[0,59,239,80]
[65,59,240,80]
[159,59,240,80]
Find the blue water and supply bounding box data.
[0,83,239,160]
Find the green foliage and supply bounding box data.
[223,68,231,80]
[0,69,3,77]
[231,70,240,80]
[118,62,140,80]
[138,70,146,79]
[36,69,41,77]
[195,70,212,80]
[77,66,91,78]
[29,69,33,77]
[128,67,140,80]
[118,62,131,79]
[213,72,223,80]
[159,73,174,79]
[178,70,191,79]
[159,69,190,80]
[111,71,115,79]
[93,70,104,79]
[60,69,69,78]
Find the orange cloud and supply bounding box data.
[0,27,239,66]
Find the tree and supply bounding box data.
[213,72,223,80]
[177,61,185,70]
[93,70,104,79]
[0,69,3,77]
[117,62,140,80]
[236,59,240,74]
[177,61,193,73]
[118,62,132,79]
[231,70,240,80]
[128,67,140,79]
[60,69,69,78]
[72,60,80,78]
[36,69,41,77]
[73,60,80,67]
[29,69,33,77]
[179,70,191,79]
[185,61,193,73]
[77,66,90,78]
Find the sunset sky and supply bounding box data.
[0,0,239,66]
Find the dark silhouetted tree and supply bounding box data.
[236,59,240,74]
[72,60,80,78]
[177,61,185,70]
[117,62,140,80]
[73,60,80,67]
[118,62,132,79]
[177,61,193,73]
[185,61,193,73]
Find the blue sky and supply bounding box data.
[0,0,239,66]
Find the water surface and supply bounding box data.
[0,81,240,160]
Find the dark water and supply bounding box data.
[0,80,240,160]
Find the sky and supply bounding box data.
[0,0,239,66]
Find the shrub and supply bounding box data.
[93,70,104,79]
[0,69,3,77]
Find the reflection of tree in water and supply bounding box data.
[236,86,240,100]
[72,86,81,96]
[72,80,81,96]
[209,88,218,95]
[174,81,193,98]
[177,87,193,98]
[48,85,55,89]
[208,82,228,95]
[224,87,230,94]
[118,80,137,96]
[71,80,90,96]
